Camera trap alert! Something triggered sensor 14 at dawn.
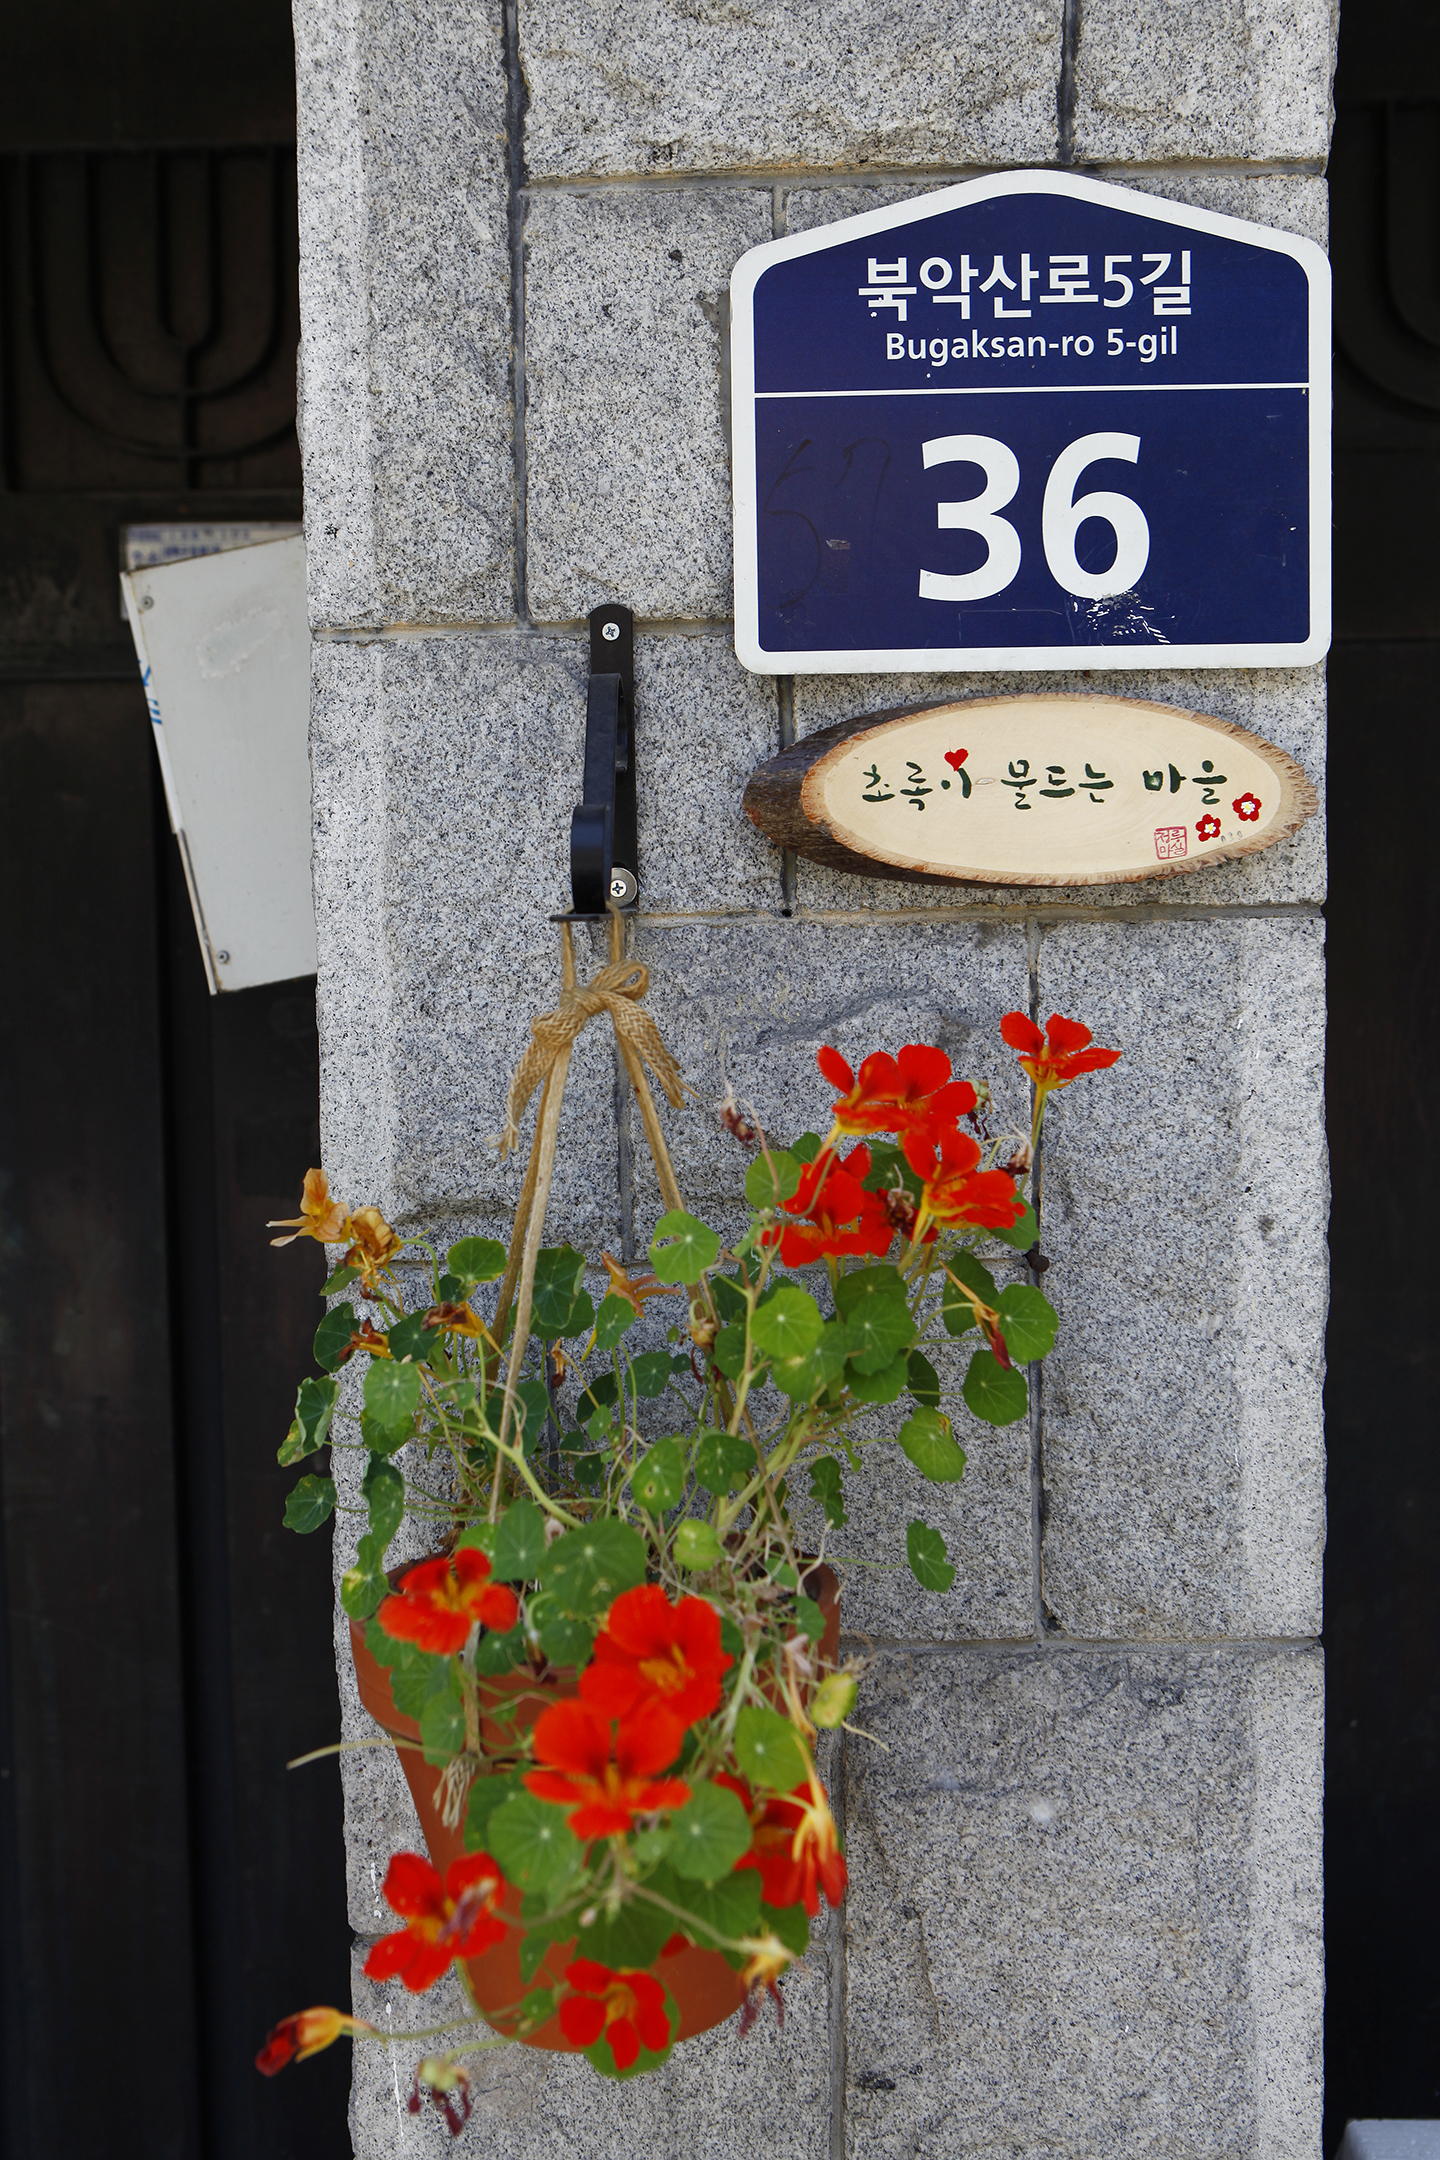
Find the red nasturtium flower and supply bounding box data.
[560,1959,672,2070]
[363,1851,507,1992]
[524,1700,690,1837]
[377,1549,519,1655]
[901,1125,1025,1238]
[817,1043,977,1141]
[255,2005,376,2075]
[580,1584,733,1725]
[719,1773,849,1917]
[268,1167,350,1247]
[1000,1012,1122,1098]
[762,1143,896,1268]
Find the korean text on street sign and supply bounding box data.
[729,172,1330,675]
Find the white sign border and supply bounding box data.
[730,169,1332,676]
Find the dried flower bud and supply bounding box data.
[810,1671,859,1729]
[689,1311,718,1350]
[882,1185,918,1233]
[720,1092,759,1148]
[1000,1140,1033,1177]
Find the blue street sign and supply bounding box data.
[730,172,1330,674]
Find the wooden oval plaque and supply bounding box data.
[744,694,1318,888]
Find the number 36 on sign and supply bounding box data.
[729,170,1330,674]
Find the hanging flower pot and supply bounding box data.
[348,1561,840,2051]
[256,915,1120,2110]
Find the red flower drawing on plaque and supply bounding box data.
[943,749,968,772]
[1196,814,1222,842]
[1233,793,1261,822]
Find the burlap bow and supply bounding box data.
[495,953,684,1161]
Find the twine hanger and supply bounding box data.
[488,908,690,1498]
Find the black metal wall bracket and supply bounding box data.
[563,602,639,920]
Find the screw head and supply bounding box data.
[216,949,230,964]
[601,620,620,641]
[140,595,154,609]
[608,868,638,905]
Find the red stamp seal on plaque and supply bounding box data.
[1153,826,1188,860]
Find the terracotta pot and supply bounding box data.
[348,1562,841,2051]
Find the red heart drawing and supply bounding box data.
[944,749,968,771]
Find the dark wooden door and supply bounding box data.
[0,7,349,2156]
[1325,0,1440,2145]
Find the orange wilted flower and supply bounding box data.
[599,1251,683,1315]
[999,1012,1121,1106]
[900,1125,1025,1239]
[817,1044,977,1143]
[255,2005,377,2074]
[738,1933,794,2033]
[524,1700,690,1838]
[719,1772,849,1917]
[268,1168,350,1248]
[344,1204,403,1278]
[376,1550,519,1656]
[408,2058,472,2138]
[559,1959,672,2070]
[580,1584,733,1726]
[364,1851,508,1993]
[761,1144,895,1268]
[423,1300,494,1344]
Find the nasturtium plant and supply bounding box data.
[258,1004,1120,2104]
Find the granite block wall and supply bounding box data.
[294,0,1332,2147]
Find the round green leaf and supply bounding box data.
[772,1318,848,1404]
[474,1625,526,1674]
[962,1348,1030,1426]
[531,1244,588,1332]
[906,1348,941,1408]
[594,1293,638,1350]
[313,1301,357,1372]
[848,1348,910,1403]
[648,1210,721,1285]
[283,1473,336,1533]
[535,1608,594,1665]
[751,1283,823,1361]
[694,1430,755,1496]
[733,1704,809,1792]
[387,1310,440,1364]
[632,1437,685,1512]
[420,1680,466,1765]
[630,1350,678,1399]
[674,1519,725,1570]
[487,1791,583,1893]
[363,1357,423,1439]
[840,1277,915,1374]
[447,1235,508,1287]
[492,1499,547,1580]
[833,1263,906,1317]
[540,1519,647,1615]
[361,1454,405,1544]
[279,1373,340,1463]
[808,1455,847,1528]
[995,1284,1059,1365]
[899,1407,968,1483]
[906,1518,956,1592]
[668,1781,754,1882]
